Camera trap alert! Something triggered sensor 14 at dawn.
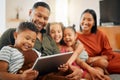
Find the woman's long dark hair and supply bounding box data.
[80,9,97,33]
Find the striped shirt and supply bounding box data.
[0,46,41,73]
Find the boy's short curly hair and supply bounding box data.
[16,21,39,34]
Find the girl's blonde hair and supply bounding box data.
[46,22,65,45]
[46,22,64,35]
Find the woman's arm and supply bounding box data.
[76,57,105,80]
[87,55,108,69]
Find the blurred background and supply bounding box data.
[0,0,120,35]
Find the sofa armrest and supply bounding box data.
[113,49,120,53]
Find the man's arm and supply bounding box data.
[0,28,16,49]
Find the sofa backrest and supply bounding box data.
[98,26,120,50]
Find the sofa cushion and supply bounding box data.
[98,26,120,50]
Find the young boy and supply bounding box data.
[0,22,41,80]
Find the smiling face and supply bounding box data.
[80,12,95,34]
[49,24,63,44]
[29,6,50,31]
[14,29,37,51]
[63,28,77,47]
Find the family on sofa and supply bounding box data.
[0,1,120,80]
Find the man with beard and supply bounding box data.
[0,2,59,56]
[0,2,82,80]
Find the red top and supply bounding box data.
[77,29,115,61]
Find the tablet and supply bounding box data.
[32,52,73,76]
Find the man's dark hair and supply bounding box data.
[16,22,39,34]
[32,2,50,12]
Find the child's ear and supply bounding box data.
[13,32,18,39]
[29,9,32,16]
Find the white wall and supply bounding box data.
[6,0,36,29]
[44,0,100,31]
[68,0,100,31]
[4,0,100,34]
[0,0,6,34]
[6,0,39,21]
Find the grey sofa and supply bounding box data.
[110,74,120,80]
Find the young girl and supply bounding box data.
[63,25,88,63]
[61,26,111,80]
[0,22,40,80]
[46,22,68,53]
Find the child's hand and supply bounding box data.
[58,63,69,72]
[21,68,39,80]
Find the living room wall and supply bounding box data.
[2,0,100,35]
[0,0,6,34]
